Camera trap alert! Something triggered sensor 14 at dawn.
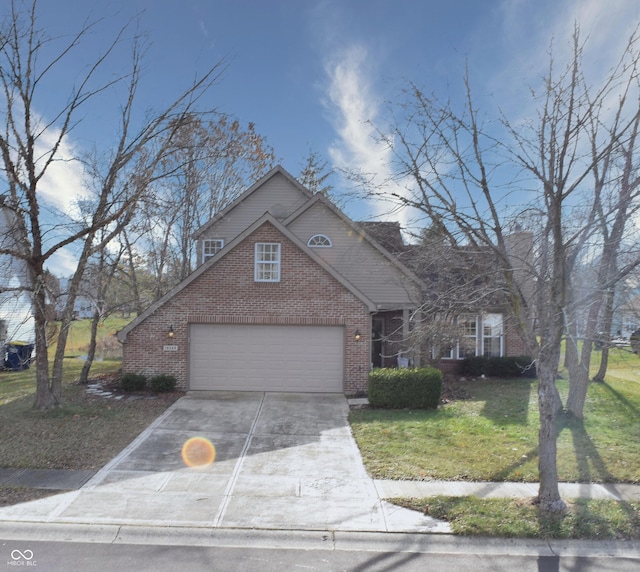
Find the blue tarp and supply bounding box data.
[4,341,34,371]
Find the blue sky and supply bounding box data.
[25,0,640,272]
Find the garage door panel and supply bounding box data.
[189,324,344,392]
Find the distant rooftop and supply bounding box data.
[356,221,406,254]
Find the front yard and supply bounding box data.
[2,329,639,538]
[349,348,640,538]
[0,362,183,507]
[350,375,640,483]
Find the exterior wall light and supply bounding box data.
[354,329,361,342]
[168,325,175,339]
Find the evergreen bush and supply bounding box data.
[120,373,147,392]
[149,374,177,392]
[460,356,536,378]
[368,367,442,408]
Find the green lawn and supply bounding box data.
[0,317,181,506]
[394,496,640,540]
[0,359,121,405]
[350,354,640,483]
[350,348,640,538]
[0,316,132,405]
[52,315,131,357]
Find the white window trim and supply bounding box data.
[307,234,332,247]
[203,239,224,262]
[482,313,504,358]
[254,242,281,282]
[434,346,454,360]
[457,315,479,360]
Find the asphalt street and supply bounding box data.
[2,537,637,572]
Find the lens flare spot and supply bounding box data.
[181,437,216,467]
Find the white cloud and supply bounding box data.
[323,43,417,231]
[492,0,640,115]
[324,45,381,173]
[36,126,86,217]
[46,246,79,277]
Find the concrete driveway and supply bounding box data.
[0,392,447,533]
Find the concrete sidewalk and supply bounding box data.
[374,479,640,501]
[4,467,640,501]
[0,468,95,490]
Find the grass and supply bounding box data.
[0,317,183,506]
[393,496,640,540]
[0,371,180,470]
[58,315,131,358]
[1,315,131,405]
[350,347,640,538]
[350,358,640,483]
[0,360,122,405]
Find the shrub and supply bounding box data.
[368,367,442,409]
[460,356,536,378]
[149,374,177,393]
[120,373,147,392]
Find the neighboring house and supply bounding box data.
[615,295,640,340]
[359,221,531,374]
[118,166,529,394]
[0,197,35,363]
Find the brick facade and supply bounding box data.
[122,222,371,394]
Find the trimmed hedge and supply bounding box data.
[120,373,147,392]
[368,367,443,409]
[460,356,536,378]
[149,374,177,392]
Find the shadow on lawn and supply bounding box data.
[478,378,535,426]
[600,381,640,417]
[559,414,616,483]
[489,443,539,481]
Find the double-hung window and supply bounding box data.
[458,315,478,359]
[203,239,224,262]
[482,313,503,357]
[255,242,281,282]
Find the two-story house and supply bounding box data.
[117,166,529,393]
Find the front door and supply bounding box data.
[372,317,384,368]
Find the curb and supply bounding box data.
[0,521,639,558]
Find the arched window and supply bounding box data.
[307,234,332,247]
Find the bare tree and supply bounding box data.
[564,66,640,403]
[137,115,275,299]
[361,26,640,512]
[76,230,127,385]
[0,1,223,409]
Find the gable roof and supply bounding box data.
[117,212,376,341]
[192,165,313,240]
[284,193,426,290]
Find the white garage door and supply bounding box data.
[189,324,344,392]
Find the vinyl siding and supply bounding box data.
[288,203,420,308]
[196,172,310,265]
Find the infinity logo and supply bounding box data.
[11,549,34,560]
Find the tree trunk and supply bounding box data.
[593,347,609,383]
[51,237,94,395]
[593,287,616,383]
[32,273,57,409]
[565,358,589,418]
[535,353,567,512]
[564,320,578,370]
[566,289,600,418]
[79,309,100,384]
